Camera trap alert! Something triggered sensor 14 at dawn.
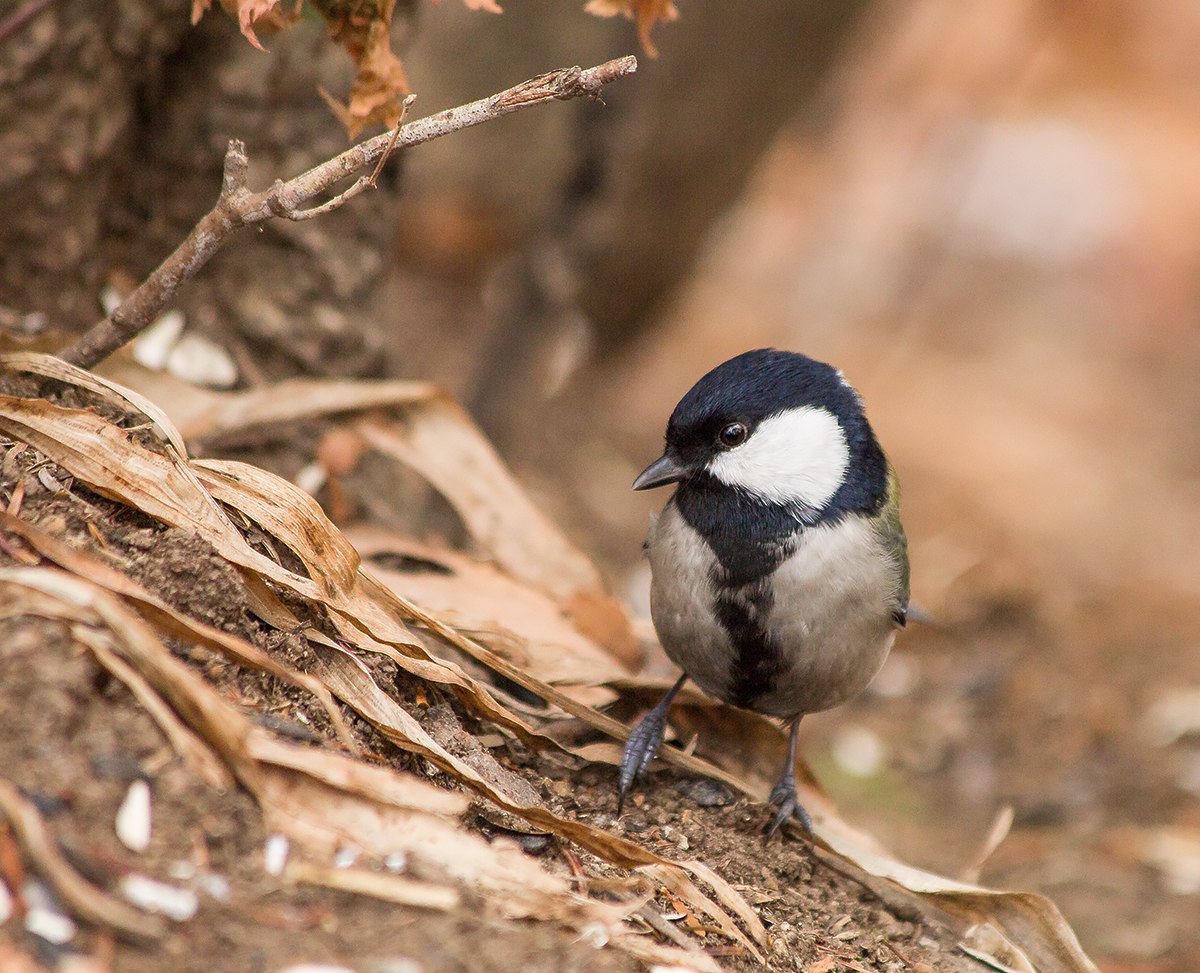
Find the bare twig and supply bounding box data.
[58,57,637,370]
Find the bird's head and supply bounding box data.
[634,349,888,520]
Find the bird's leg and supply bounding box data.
[617,673,688,813]
[765,716,813,839]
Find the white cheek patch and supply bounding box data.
[707,406,850,509]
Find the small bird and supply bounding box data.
[619,349,909,837]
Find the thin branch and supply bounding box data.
[58,56,637,370]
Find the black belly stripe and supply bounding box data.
[674,482,803,710]
[713,580,786,709]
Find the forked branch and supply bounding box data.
[58,56,637,370]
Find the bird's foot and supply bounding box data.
[764,775,813,840]
[617,708,669,813]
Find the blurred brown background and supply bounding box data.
[3,1,1199,969]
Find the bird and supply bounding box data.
[618,348,909,838]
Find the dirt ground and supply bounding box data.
[0,457,980,973]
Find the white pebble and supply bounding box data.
[264,833,290,876]
[23,885,76,944]
[99,285,124,316]
[116,779,152,853]
[119,874,199,921]
[166,332,238,389]
[294,462,328,497]
[132,309,185,370]
[200,872,231,902]
[574,922,609,949]
[25,906,77,944]
[333,844,360,869]
[167,860,196,881]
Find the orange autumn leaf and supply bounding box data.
[584,0,677,58]
[192,0,303,51]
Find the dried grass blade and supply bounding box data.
[0,352,190,458]
[287,860,460,911]
[310,644,662,868]
[642,864,763,962]
[682,858,768,948]
[75,627,232,790]
[245,727,467,817]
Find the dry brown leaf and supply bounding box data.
[350,529,627,689]
[213,0,302,52]
[584,0,678,57]
[246,727,467,816]
[314,0,413,136]
[959,922,1038,973]
[92,361,642,664]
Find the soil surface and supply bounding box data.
[0,449,972,973]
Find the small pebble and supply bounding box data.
[264,833,290,876]
[24,883,76,944]
[512,832,552,855]
[200,873,231,902]
[545,778,573,799]
[333,844,360,869]
[575,922,609,949]
[165,332,238,389]
[678,778,734,807]
[25,906,77,945]
[132,309,185,370]
[116,779,152,853]
[120,874,198,921]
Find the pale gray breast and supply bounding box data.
[645,500,735,702]
[751,515,900,717]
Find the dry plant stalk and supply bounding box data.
[57,57,637,371]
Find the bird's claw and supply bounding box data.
[617,708,669,813]
[764,776,813,840]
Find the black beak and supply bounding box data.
[633,453,688,491]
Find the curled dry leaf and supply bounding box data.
[96,360,641,664]
[349,529,626,691]
[322,0,412,137]
[584,0,678,57]
[198,0,303,51]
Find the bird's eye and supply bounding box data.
[717,422,748,449]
